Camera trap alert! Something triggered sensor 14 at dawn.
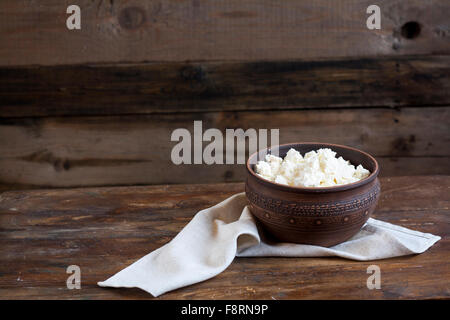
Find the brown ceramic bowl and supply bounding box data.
[245,142,380,247]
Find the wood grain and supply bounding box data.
[0,107,449,190]
[1,55,450,117]
[1,0,449,66]
[0,176,448,299]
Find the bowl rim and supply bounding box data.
[246,142,379,193]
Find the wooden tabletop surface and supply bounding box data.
[0,176,448,299]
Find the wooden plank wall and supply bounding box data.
[1,0,449,65]
[0,0,449,190]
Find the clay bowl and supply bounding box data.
[245,142,380,247]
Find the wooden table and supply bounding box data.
[0,176,448,299]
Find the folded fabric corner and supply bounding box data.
[98,193,440,296]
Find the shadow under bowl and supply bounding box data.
[245,142,381,247]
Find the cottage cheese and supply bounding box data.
[255,148,370,187]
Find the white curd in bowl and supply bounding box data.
[255,148,370,188]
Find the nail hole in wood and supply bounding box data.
[401,21,421,39]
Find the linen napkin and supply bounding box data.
[98,193,441,297]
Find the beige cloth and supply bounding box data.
[98,193,440,297]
